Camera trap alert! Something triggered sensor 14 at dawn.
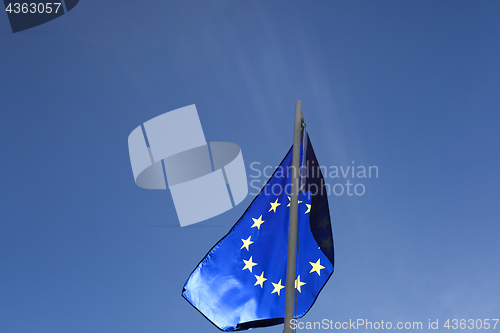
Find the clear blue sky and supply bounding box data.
[1,1,499,332]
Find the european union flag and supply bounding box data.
[182,129,334,331]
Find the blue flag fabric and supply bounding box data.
[182,129,334,331]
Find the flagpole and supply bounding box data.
[283,100,303,333]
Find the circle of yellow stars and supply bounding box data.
[239,196,327,296]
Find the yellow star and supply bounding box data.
[268,198,281,213]
[295,275,306,293]
[271,279,285,296]
[254,271,267,288]
[240,236,254,251]
[286,196,302,207]
[309,259,325,276]
[242,256,257,272]
[251,215,265,230]
[305,204,311,214]
[320,237,333,251]
[317,216,330,230]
